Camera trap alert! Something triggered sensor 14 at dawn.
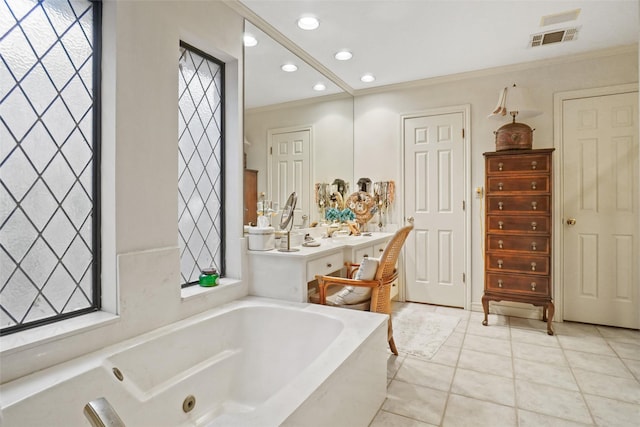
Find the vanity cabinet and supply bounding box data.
[247,233,394,303]
[248,248,344,303]
[482,149,555,335]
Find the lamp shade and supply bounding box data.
[488,84,542,120]
[506,85,541,119]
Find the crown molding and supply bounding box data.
[353,44,639,97]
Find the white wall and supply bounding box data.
[353,47,638,308]
[1,0,246,384]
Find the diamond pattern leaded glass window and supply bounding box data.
[178,42,224,286]
[0,0,100,334]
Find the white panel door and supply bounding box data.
[269,129,311,226]
[562,91,639,328]
[404,113,466,307]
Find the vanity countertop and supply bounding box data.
[247,232,394,259]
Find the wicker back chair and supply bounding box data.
[316,225,413,355]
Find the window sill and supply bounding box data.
[180,277,243,302]
[0,311,120,357]
[2,279,244,358]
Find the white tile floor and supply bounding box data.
[371,302,640,427]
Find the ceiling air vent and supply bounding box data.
[530,27,579,47]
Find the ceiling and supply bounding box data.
[237,0,639,108]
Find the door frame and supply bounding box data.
[552,83,638,323]
[267,124,314,225]
[400,104,472,310]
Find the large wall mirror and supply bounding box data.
[243,20,354,226]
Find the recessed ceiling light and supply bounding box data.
[281,63,298,72]
[297,16,320,30]
[243,34,258,47]
[360,73,375,83]
[334,50,353,61]
[313,83,326,91]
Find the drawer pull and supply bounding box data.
[531,282,537,291]
[498,279,503,288]
[531,221,537,231]
[498,201,504,210]
[497,259,503,268]
[498,162,504,171]
[326,263,332,268]
[531,161,537,170]
[531,201,537,210]
[379,248,384,253]
[531,262,537,271]
[498,182,504,191]
[498,221,504,230]
[531,181,537,190]
[531,242,537,251]
[498,240,503,249]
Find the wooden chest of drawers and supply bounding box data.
[482,149,555,335]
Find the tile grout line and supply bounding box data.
[437,310,472,426]
[508,317,521,427]
[554,325,599,425]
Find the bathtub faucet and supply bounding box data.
[83,397,126,427]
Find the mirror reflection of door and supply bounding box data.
[268,126,311,227]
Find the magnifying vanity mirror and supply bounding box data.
[243,20,354,228]
[277,192,300,252]
[279,192,297,231]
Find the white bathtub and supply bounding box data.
[0,297,388,426]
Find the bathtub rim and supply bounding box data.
[0,296,388,426]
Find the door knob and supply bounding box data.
[566,218,576,226]
[407,216,414,224]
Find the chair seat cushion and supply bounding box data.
[326,257,379,306]
[354,256,379,281]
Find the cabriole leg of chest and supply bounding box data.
[481,294,490,326]
[546,302,555,335]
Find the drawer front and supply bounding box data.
[487,195,549,214]
[487,215,550,233]
[486,273,550,296]
[487,175,549,193]
[354,245,375,262]
[486,154,551,175]
[353,242,387,262]
[373,242,387,258]
[307,252,344,282]
[487,234,550,254]
[486,254,549,275]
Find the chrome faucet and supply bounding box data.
[83,398,126,427]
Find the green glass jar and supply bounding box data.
[199,268,219,287]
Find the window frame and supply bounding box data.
[0,0,102,335]
[177,40,226,288]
